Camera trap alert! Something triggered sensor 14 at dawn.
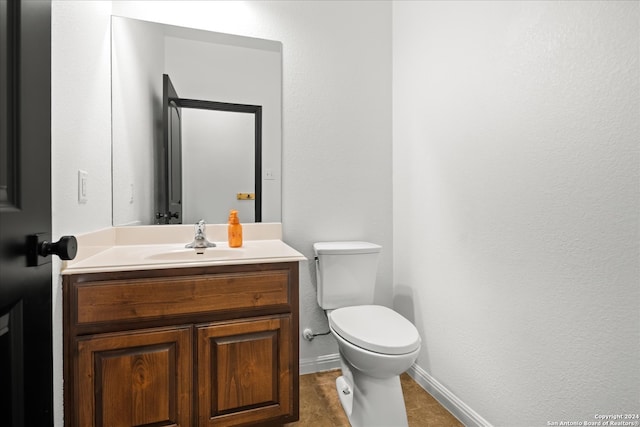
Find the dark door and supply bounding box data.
[159,74,182,224]
[0,1,53,426]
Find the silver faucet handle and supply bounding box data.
[195,220,206,237]
[186,219,216,249]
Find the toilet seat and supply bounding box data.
[329,305,421,355]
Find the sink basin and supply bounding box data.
[145,247,242,262]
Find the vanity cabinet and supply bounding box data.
[63,262,299,427]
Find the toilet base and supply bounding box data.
[335,371,409,427]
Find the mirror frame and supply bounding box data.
[169,98,262,222]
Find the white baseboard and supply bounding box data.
[407,364,492,427]
[299,353,341,375]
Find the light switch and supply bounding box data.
[78,170,88,204]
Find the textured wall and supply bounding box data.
[52,1,112,236]
[393,1,639,424]
[51,2,113,425]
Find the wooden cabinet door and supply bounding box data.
[197,315,293,426]
[75,326,192,427]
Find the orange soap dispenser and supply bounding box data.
[228,210,243,248]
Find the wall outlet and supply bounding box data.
[78,170,88,204]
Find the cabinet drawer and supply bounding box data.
[74,270,290,325]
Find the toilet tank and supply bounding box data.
[313,241,381,310]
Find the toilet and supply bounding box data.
[313,241,421,427]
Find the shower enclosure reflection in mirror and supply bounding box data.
[158,74,262,225]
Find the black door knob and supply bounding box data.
[38,235,78,260]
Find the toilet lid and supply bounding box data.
[329,305,421,355]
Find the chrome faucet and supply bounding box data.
[185,220,216,249]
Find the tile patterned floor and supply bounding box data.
[285,370,463,427]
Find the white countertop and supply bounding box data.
[62,223,306,275]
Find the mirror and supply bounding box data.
[111,16,282,226]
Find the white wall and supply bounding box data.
[51,2,112,425]
[393,1,639,425]
[52,0,113,233]
[52,1,392,425]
